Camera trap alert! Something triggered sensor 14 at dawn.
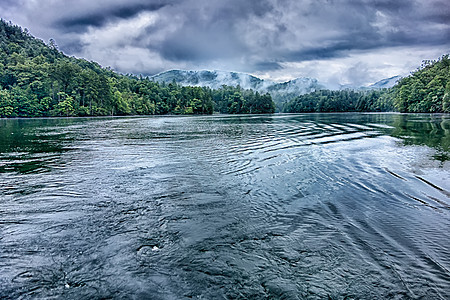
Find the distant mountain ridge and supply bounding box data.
[150,70,326,108]
[369,75,402,89]
[150,70,400,108]
[150,70,269,90]
[151,69,402,90]
[150,69,324,92]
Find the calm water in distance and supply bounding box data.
[0,113,449,299]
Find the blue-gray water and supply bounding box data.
[0,113,449,299]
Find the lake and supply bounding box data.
[0,113,449,299]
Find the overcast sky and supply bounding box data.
[1,0,449,86]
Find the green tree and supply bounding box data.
[53,92,75,116]
[0,89,13,117]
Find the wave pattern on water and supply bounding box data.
[0,114,449,299]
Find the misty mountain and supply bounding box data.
[150,70,326,108]
[150,70,270,90]
[149,70,402,110]
[150,70,325,93]
[369,75,402,89]
[150,69,402,93]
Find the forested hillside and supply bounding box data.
[0,20,275,117]
[393,55,449,113]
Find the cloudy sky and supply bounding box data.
[1,0,449,86]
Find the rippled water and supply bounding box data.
[1,113,449,299]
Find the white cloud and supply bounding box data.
[77,11,185,74]
[80,12,157,48]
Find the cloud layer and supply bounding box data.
[1,0,449,85]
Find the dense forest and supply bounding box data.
[283,89,394,113]
[285,55,449,113]
[0,19,275,117]
[393,55,450,113]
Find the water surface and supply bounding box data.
[1,113,449,299]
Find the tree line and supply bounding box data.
[0,19,275,117]
[283,89,394,113]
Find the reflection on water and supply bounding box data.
[390,114,450,162]
[0,118,79,174]
[0,113,449,299]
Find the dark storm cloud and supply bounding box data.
[140,0,449,67]
[0,0,21,8]
[156,28,244,62]
[148,1,259,62]
[253,62,283,71]
[366,0,411,11]
[60,40,86,55]
[425,0,450,23]
[55,1,171,33]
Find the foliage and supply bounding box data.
[211,85,275,114]
[393,55,450,113]
[0,19,275,117]
[284,89,394,113]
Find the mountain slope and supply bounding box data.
[369,75,402,89]
[150,70,325,93]
[151,70,270,90]
[393,55,450,112]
